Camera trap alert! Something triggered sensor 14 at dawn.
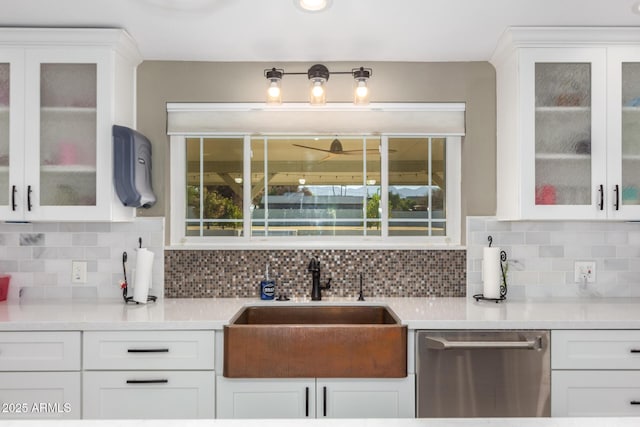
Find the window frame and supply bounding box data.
[170,133,461,249]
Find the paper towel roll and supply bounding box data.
[133,248,154,304]
[482,247,501,299]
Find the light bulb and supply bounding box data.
[356,81,368,98]
[298,178,306,185]
[312,81,324,97]
[268,82,281,98]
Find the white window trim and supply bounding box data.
[169,134,462,250]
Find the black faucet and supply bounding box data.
[308,257,331,301]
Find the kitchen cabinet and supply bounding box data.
[551,330,640,416]
[491,27,640,220]
[0,331,81,419]
[216,375,415,419]
[82,330,215,419]
[0,28,141,221]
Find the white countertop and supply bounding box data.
[2,296,640,330]
[0,418,637,427]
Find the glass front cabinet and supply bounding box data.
[0,29,141,221]
[493,28,640,220]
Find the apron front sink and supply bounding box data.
[223,305,407,378]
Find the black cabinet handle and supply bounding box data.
[305,387,309,417]
[631,400,640,405]
[598,184,604,211]
[27,185,32,211]
[127,348,169,353]
[630,349,640,353]
[11,185,16,211]
[126,379,168,384]
[323,386,327,417]
[614,184,620,211]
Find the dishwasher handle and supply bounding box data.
[424,335,542,350]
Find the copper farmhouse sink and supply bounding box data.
[223,305,407,378]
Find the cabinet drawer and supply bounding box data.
[552,330,640,369]
[0,372,80,419]
[83,370,215,419]
[83,330,215,370]
[0,331,80,371]
[552,370,640,417]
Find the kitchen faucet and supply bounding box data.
[308,257,331,301]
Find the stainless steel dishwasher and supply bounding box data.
[416,330,550,417]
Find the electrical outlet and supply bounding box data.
[574,261,596,283]
[72,260,87,284]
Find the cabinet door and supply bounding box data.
[216,376,315,419]
[552,370,640,417]
[83,370,215,419]
[520,48,607,219]
[23,48,111,221]
[0,372,80,419]
[317,376,415,419]
[0,48,24,220]
[607,47,640,220]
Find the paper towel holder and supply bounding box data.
[473,236,508,303]
[121,251,157,304]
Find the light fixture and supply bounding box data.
[633,1,640,14]
[234,177,243,184]
[295,0,332,13]
[353,67,371,105]
[265,68,283,104]
[298,178,306,185]
[366,179,377,186]
[262,64,373,105]
[308,64,329,105]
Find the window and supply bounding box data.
[171,134,461,247]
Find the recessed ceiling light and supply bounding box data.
[295,0,332,13]
[633,1,640,14]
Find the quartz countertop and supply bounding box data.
[0,418,637,427]
[2,296,640,330]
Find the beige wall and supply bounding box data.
[136,61,497,238]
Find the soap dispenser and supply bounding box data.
[260,263,275,300]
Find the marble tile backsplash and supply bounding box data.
[467,217,640,298]
[0,218,164,300]
[165,249,466,298]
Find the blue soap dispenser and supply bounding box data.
[260,263,275,300]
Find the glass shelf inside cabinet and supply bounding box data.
[40,165,96,173]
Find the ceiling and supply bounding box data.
[1,0,639,62]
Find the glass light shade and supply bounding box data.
[267,79,282,104]
[310,79,326,105]
[354,79,369,105]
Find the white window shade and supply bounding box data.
[166,103,465,136]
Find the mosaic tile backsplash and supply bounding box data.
[0,218,164,300]
[467,217,640,298]
[165,249,466,298]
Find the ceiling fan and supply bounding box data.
[292,138,381,157]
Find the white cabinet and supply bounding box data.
[0,331,81,419]
[0,28,141,221]
[82,330,215,419]
[492,27,640,220]
[83,371,214,419]
[216,375,415,419]
[216,377,316,419]
[317,378,415,418]
[551,330,640,417]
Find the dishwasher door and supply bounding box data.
[416,330,550,418]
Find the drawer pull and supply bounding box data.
[630,401,640,405]
[126,379,169,384]
[630,349,640,353]
[127,348,170,353]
